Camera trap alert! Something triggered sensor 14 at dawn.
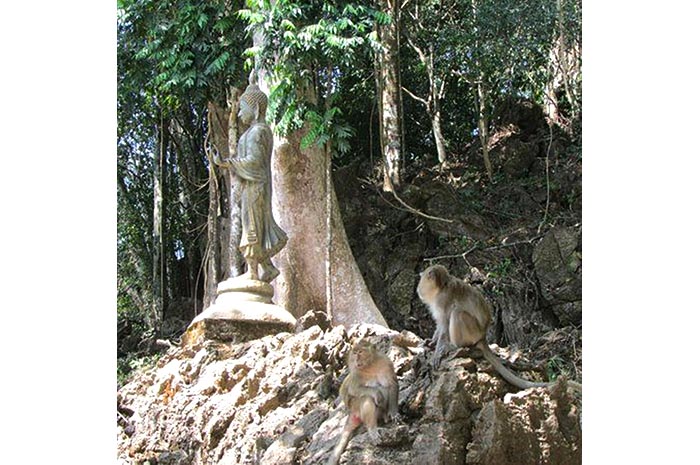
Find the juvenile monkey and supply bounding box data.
[326,339,399,465]
[417,264,581,391]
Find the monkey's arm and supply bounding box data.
[428,327,440,347]
[432,323,451,369]
[342,374,384,407]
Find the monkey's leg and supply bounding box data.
[327,414,361,465]
[449,310,483,347]
[359,397,381,443]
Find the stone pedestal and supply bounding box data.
[182,276,296,347]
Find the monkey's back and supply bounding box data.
[445,277,492,330]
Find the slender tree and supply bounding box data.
[151,112,167,335]
[403,2,450,167]
[545,0,581,124]
[376,0,403,189]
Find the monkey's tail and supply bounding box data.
[326,428,355,465]
[476,340,550,390]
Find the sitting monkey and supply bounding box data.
[418,264,581,391]
[326,339,399,465]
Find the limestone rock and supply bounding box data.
[466,379,581,465]
[117,313,582,465]
[532,226,582,326]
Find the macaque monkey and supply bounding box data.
[417,264,581,391]
[326,340,399,465]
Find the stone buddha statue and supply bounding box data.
[229,76,287,282]
[181,74,295,348]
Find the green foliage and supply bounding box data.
[486,257,513,278]
[301,107,354,154]
[457,236,475,249]
[545,354,574,382]
[118,353,162,387]
[119,0,248,113]
[241,0,382,156]
[401,0,575,159]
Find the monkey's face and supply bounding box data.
[349,342,376,370]
[417,267,441,304]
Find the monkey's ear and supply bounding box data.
[428,267,440,280]
[430,266,447,288]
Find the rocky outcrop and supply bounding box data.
[533,226,582,326]
[466,379,581,465]
[117,320,581,464]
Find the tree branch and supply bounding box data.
[401,85,429,108]
[451,69,476,85]
[423,234,546,262]
[438,77,447,100]
[360,177,452,224]
[405,35,428,66]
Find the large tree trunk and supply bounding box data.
[270,127,388,327]
[250,24,386,327]
[377,0,402,191]
[545,0,564,123]
[556,0,576,116]
[544,62,560,123]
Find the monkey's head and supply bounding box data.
[349,340,378,370]
[417,264,450,303]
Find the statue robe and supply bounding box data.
[231,122,287,261]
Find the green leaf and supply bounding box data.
[237,9,265,24]
[197,13,208,29]
[280,19,296,31]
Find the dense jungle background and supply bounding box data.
[118,0,582,384]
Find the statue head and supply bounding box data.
[239,73,268,122]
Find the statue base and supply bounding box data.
[181,276,296,347]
